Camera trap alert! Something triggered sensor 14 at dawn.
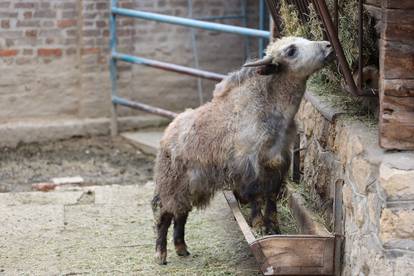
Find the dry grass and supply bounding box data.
[239,190,299,237]
[287,180,332,232]
[279,0,378,119]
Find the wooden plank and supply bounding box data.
[381,0,414,9]
[383,23,414,43]
[305,91,343,122]
[333,180,344,276]
[223,191,256,244]
[364,4,382,22]
[253,236,335,275]
[382,8,414,43]
[382,94,414,113]
[380,92,414,149]
[380,122,414,149]
[365,0,381,8]
[288,188,331,236]
[383,8,414,24]
[383,79,414,97]
[380,39,414,79]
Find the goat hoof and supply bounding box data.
[251,216,264,229]
[175,243,190,257]
[266,227,281,235]
[265,224,281,235]
[155,250,167,265]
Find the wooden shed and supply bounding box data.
[373,0,414,149]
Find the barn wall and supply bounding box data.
[0,0,259,124]
[377,0,414,150]
[297,93,414,276]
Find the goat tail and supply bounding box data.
[151,193,162,227]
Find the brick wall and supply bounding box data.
[0,0,259,123]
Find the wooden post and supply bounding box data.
[333,180,344,276]
[379,0,414,149]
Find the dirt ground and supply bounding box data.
[0,137,260,275]
[0,136,154,193]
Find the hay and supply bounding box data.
[287,180,332,232]
[278,0,378,119]
[239,191,299,237]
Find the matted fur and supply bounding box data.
[153,36,332,228]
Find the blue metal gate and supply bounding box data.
[109,0,271,135]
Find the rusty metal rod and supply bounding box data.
[112,52,226,82]
[334,0,338,32]
[315,0,360,96]
[358,0,363,90]
[312,0,330,41]
[112,96,178,119]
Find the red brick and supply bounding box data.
[37,48,62,57]
[81,48,100,55]
[1,20,10,29]
[58,19,77,28]
[0,49,18,57]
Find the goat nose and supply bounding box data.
[326,43,331,49]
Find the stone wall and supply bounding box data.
[296,91,414,276]
[0,0,259,123]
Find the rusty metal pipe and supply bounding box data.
[358,0,363,90]
[112,52,226,82]
[112,96,178,119]
[314,0,360,96]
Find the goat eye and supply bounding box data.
[286,46,296,57]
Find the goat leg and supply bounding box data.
[250,198,265,231]
[173,212,190,257]
[155,211,173,265]
[264,196,281,235]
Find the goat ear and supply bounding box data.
[256,63,280,75]
[243,56,273,67]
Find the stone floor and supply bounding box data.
[0,182,259,275]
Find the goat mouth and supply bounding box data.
[324,51,335,63]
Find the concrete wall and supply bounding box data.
[0,0,259,125]
[296,92,414,276]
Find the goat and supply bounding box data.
[152,36,333,265]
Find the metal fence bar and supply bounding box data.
[112,52,226,81]
[196,15,245,20]
[188,0,204,105]
[109,1,270,136]
[113,96,178,119]
[111,7,270,39]
[259,0,266,57]
[109,0,118,136]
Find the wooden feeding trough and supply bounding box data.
[223,188,339,276]
[121,129,341,275]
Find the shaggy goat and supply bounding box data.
[152,36,333,265]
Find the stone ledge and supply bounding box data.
[297,91,414,273]
[0,115,170,148]
[304,90,344,122]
